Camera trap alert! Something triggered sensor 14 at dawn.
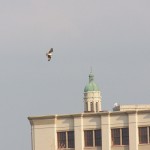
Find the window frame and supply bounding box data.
[111,128,129,146]
[139,127,149,144]
[84,129,102,147]
[94,129,102,146]
[122,128,129,145]
[84,130,93,147]
[57,131,66,148]
[57,131,75,149]
[111,128,120,145]
[67,131,75,148]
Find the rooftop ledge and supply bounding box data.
[113,104,150,111]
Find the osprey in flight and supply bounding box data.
[46,48,53,61]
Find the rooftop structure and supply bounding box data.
[113,104,150,111]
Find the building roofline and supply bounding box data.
[28,109,150,121]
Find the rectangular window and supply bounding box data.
[112,128,120,145]
[57,131,75,148]
[95,129,102,146]
[84,130,93,147]
[139,127,148,144]
[84,129,102,147]
[68,131,75,148]
[112,128,129,146]
[122,128,129,145]
[57,132,66,148]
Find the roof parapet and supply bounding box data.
[113,104,150,111]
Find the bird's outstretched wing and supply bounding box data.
[49,48,53,53]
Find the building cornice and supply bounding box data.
[28,109,150,121]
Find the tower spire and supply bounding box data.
[90,66,93,73]
[89,67,94,82]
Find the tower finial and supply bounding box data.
[89,68,94,83]
[90,67,93,73]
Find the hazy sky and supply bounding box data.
[0,1,150,150]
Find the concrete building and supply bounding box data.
[28,72,150,150]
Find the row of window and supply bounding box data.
[112,127,150,145]
[86,102,99,112]
[57,127,150,148]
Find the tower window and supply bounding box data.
[86,102,88,111]
[96,102,99,112]
[90,102,93,111]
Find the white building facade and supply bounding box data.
[28,73,150,150]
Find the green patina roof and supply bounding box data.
[84,72,99,92]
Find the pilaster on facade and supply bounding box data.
[101,113,111,150]
[128,111,138,150]
[74,115,84,150]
